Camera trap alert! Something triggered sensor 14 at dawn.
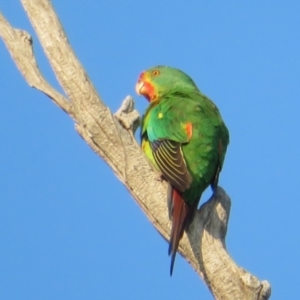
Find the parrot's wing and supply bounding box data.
[144,98,197,191]
[150,139,192,191]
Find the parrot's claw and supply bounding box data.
[154,173,164,182]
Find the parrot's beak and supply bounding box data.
[135,71,147,96]
[135,80,145,95]
[135,72,153,101]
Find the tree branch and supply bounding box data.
[0,1,271,299]
[0,11,72,115]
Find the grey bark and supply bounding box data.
[0,1,271,299]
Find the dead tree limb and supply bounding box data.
[0,1,271,299]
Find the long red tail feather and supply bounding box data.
[168,188,193,276]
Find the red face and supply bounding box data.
[135,71,159,102]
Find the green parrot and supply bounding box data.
[135,66,229,275]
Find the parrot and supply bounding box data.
[135,65,229,275]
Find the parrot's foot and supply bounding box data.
[114,96,141,134]
[154,173,164,182]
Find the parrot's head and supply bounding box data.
[135,66,199,102]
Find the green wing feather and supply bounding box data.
[151,139,192,192]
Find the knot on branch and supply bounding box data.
[16,29,32,45]
[114,96,141,134]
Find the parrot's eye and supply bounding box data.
[151,70,160,76]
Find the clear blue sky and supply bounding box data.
[1,1,299,299]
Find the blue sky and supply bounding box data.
[1,1,300,299]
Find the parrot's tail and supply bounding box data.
[168,187,196,276]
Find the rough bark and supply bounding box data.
[0,1,271,299]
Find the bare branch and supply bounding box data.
[0,11,72,115]
[0,1,271,299]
